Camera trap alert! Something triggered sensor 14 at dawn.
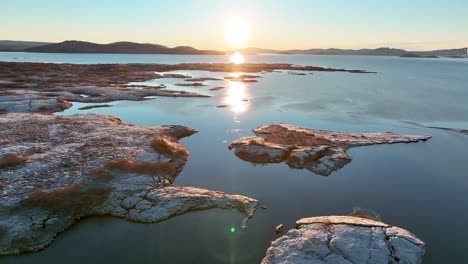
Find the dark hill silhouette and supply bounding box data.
[25,40,223,55]
[241,47,467,57]
[0,40,52,51]
[1,40,466,57]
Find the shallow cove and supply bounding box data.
[1,54,468,263]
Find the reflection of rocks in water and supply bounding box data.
[262,215,425,264]
[0,113,259,255]
[405,121,468,135]
[229,124,431,176]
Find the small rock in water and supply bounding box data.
[175,82,206,87]
[209,86,225,91]
[78,104,113,110]
[287,71,307,75]
[275,224,284,234]
[185,77,222,82]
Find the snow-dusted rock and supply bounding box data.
[229,124,431,176]
[262,216,425,264]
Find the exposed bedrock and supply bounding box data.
[0,113,259,255]
[0,86,208,114]
[184,77,223,82]
[229,124,431,176]
[262,216,425,264]
[0,62,373,114]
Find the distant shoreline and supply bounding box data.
[0,40,466,58]
[0,51,466,60]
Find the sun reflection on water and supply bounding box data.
[230,51,244,64]
[225,80,248,113]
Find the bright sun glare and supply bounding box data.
[230,51,244,64]
[224,16,250,47]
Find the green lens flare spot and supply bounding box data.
[230,227,236,233]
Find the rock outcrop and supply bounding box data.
[77,104,113,110]
[262,216,425,264]
[0,113,259,255]
[209,86,225,91]
[175,82,206,87]
[229,124,431,176]
[0,62,373,114]
[185,77,223,82]
[224,74,261,83]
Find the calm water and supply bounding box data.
[1,52,468,264]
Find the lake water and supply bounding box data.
[1,52,468,264]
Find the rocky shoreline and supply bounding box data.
[0,62,431,262]
[0,113,259,255]
[0,61,374,114]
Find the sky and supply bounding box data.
[1,0,468,50]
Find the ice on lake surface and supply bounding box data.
[1,52,468,264]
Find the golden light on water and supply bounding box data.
[230,51,244,64]
[229,72,242,78]
[225,80,248,113]
[224,16,250,47]
[224,17,249,111]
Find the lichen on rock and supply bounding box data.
[0,113,259,255]
[229,124,431,176]
[262,216,425,264]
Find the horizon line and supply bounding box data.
[1,39,467,52]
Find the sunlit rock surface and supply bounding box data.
[262,216,425,264]
[229,124,431,176]
[0,113,259,255]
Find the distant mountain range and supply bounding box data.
[240,47,468,58]
[0,40,53,51]
[16,40,223,55]
[0,40,467,57]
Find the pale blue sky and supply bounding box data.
[1,0,467,50]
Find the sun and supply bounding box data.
[224,16,250,47]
